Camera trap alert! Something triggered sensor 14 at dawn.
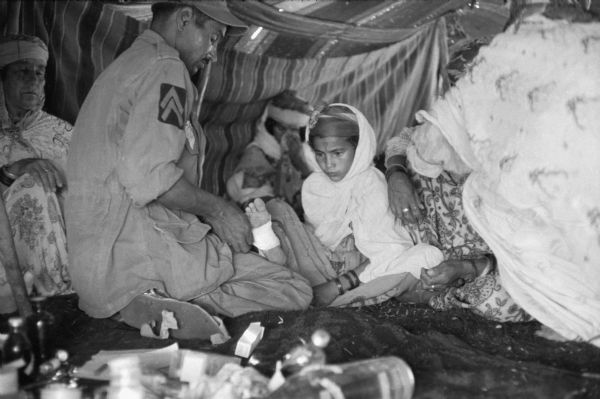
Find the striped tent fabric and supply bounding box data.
[3,0,449,195]
[203,24,447,194]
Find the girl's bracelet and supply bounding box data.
[346,270,360,289]
[334,278,345,296]
[385,164,408,180]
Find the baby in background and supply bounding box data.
[227,90,313,216]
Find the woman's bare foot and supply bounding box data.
[245,198,271,228]
[397,279,436,304]
[420,257,488,290]
[535,325,570,342]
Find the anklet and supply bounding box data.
[482,254,497,275]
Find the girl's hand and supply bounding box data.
[10,158,65,192]
[311,280,339,307]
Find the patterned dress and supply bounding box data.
[405,15,600,343]
[0,80,72,313]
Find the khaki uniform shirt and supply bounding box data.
[66,30,233,318]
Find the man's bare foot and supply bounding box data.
[245,198,271,228]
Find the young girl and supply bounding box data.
[246,103,443,307]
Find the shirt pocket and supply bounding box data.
[147,203,209,245]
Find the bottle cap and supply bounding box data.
[8,317,24,327]
[311,329,330,348]
[56,349,69,362]
[39,358,61,375]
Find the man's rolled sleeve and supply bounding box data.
[118,59,191,207]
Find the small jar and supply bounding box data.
[27,296,56,372]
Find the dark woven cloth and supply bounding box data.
[3,294,598,399]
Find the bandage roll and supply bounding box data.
[252,221,281,251]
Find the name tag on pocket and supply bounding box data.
[184,120,198,154]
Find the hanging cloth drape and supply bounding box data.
[14,0,448,195]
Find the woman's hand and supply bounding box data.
[387,170,422,225]
[9,158,65,192]
[204,199,253,253]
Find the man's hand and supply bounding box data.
[157,178,253,253]
[387,170,422,225]
[10,158,64,192]
[205,199,253,253]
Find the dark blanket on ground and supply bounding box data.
[2,294,599,398]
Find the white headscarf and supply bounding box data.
[302,104,443,282]
[406,95,476,179]
[0,34,48,69]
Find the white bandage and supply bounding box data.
[252,221,280,251]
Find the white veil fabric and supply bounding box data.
[302,103,443,283]
[407,15,600,346]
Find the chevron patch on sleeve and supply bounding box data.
[158,83,186,129]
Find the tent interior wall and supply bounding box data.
[0,0,512,195]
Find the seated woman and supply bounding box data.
[245,103,444,307]
[384,36,528,322]
[226,90,313,216]
[0,34,72,313]
[389,14,600,346]
[386,118,526,322]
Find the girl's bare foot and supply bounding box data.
[245,198,271,228]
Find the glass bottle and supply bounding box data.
[2,316,34,385]
[269,356,415,399]
[281,329,330,376]
[26,296,56,372]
